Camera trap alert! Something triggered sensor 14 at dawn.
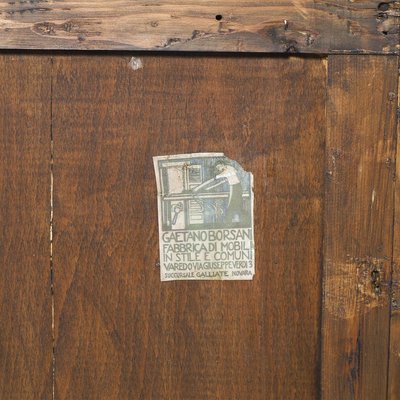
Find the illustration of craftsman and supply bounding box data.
[193,162,243,224]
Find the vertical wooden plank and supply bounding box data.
[0,55,52,399]
[322,55,398,400]
[388,61,400,400]
[52,55,326,399]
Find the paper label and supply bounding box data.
[153,153,255,281]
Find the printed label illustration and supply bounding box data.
[153,153,255,281]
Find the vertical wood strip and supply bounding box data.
[0,55,52,399]
[388,59,400,400]
[322,55,398,400]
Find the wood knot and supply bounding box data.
[371,269,381,294]
[33,21,56,35]
[376,1,400,36]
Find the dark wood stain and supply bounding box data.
[0,55,53,399]
[0,53,399,399]
[51,55,326,399]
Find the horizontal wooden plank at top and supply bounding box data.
[0,0,398,53]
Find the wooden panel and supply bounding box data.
[388,72,400,400]
[0,0,398,53]
[0,56,52,399]
[321,55,398,400]
[52,55,326,399]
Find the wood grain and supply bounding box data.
[321,55,398,400]
[388,64,400,400]
[0,0,398,53]
[0,55,52,399]
[52,55,326,399]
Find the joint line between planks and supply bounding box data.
[319,55,329,400]
[49,55,55,400]
[386,55,400,400]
